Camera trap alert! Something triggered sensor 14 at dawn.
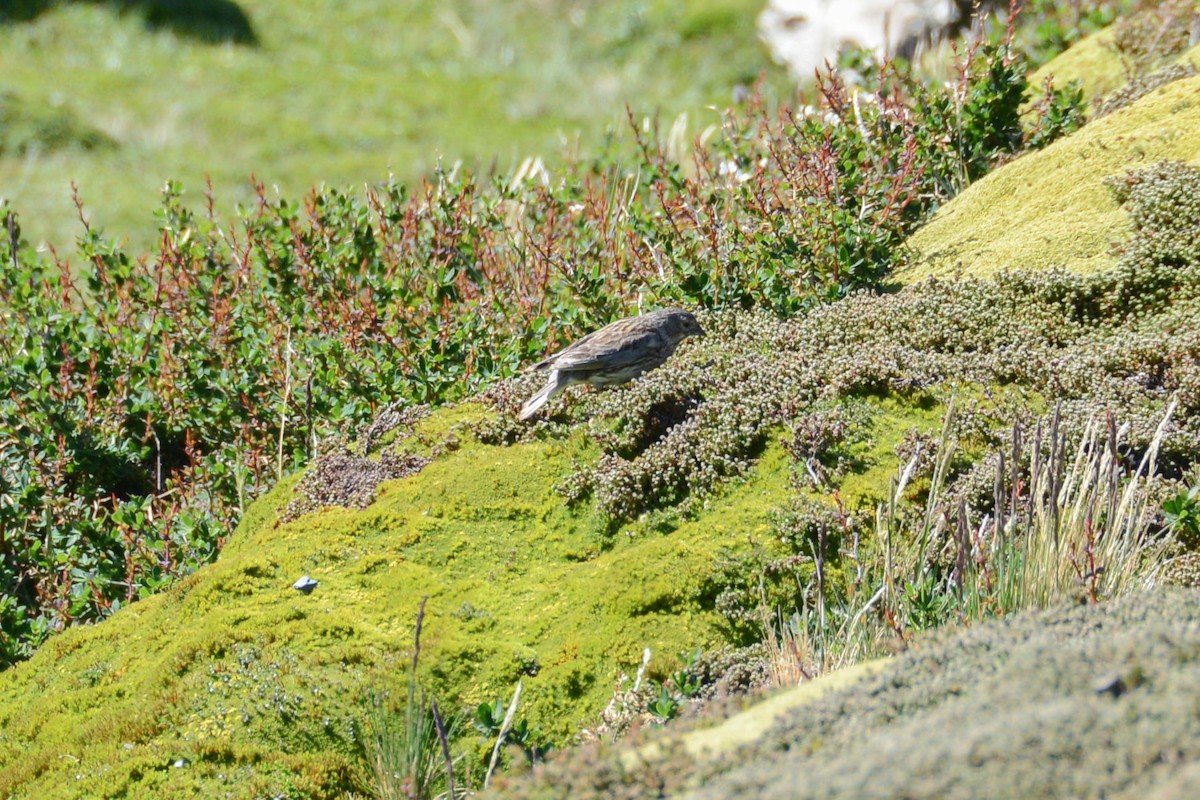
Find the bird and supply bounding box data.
[519,308,706,421]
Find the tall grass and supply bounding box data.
[959,401,1177,616]
[767,401,1178,686]
[367,694,446,800]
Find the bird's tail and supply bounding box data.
[519,372,565,420]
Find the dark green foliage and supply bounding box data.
[1025,78,1087,149]
[902,572,959,631]
[648,684,680,724]
[638,649,707,724]
[633,651,705,725]
[473,699,554,765]
[907,42,1030,194]
[1162,487,1200,545]
[668,649,703,700]
[953,49,1027,179]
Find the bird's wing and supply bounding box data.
[531,328,600,371]
[549,327,660,373]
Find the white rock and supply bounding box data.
[758,0,965,80]
[293,575,318,593]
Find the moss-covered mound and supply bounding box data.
[0,401,800,798]
[3,245,1200,795]
[5,24,1200,798]
[494,589,1200,799]
[901,46,1200,282]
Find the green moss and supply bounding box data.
[831,392,946,508]
[1027,18,1200,108]
[0,389,952,797]
[1027,28,1126,105]
[900,72,1200,283]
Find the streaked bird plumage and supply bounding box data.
[519,308,705,420]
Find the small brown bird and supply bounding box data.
[519,308,706,420]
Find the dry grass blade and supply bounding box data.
[484,679,523,790]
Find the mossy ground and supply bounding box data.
[0,393,950,798]
[900,42,1200,283]
[5,12,1199,799]
[494,589,1200,800]
[1026,27,1128,106]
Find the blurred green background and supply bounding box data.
[0,0,787,250]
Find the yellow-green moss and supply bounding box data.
[899,71,1200,283]
[1028,28,1126,105]
[1027,25,1200,108]
[0,394,984,797]
[627,657,891,769]
[830,392,945,507]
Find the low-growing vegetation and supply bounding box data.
[2,4,1200,797]
[481,160,1200,533]
[0,34,1078,665]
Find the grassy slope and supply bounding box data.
[898,40,1200,283]
[0,395,950,798]
[0,0,785,250]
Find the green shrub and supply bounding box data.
[1162,486,1200,545]
[1025,77,1087,148]
[473,698,554,766]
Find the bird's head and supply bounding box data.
[660,308,706,342]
